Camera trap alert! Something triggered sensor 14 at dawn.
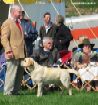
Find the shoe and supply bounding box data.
[4,92,12,95]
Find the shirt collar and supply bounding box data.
[44,22,52,29]
[9,17,21,23]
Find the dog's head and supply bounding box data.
[21,58,36,72]
[22,58,40,72]
[22,58,34,67]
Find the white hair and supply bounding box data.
[42,37,53,44]
[10,4,21,13]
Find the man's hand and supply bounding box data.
[5,51,14,59]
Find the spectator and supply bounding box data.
[0,27,6,90]
[54,15,73,51]
[32,37,58,67]
[20,11,38,57]
[72,36,88,86]
[1,4,26,95]
[32,37,59,91]
[73,38,98,91]
[73,38,97,69]
[39,12,56,40]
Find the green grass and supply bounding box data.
[0,89,98,105]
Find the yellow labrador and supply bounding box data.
[22,58,78,97]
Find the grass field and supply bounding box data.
[0,89,98,105]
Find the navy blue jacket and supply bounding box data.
[21,19,38,56]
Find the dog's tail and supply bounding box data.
[67,69,79,76]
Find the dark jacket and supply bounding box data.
[54,24,73,51]
[21,19,38,41]
[32,47,58,66]
[21,19,38,56]
[39,22,56,40]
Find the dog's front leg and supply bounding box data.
[37,82,43,97]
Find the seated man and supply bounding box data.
[31,37,59,91]
[73,38,98,91]
[32,37,59,67]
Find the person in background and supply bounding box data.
[54,15,73,52]
[53,15,73,69]
[32,37,59,91]
[73,38,98,91]
[0,26,6,90]
[1,4,26,95]
[32,37,58,67]
[39,12,56,40]
[20,11,38,57]
[72,35,88,85]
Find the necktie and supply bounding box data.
[16,20,22,33]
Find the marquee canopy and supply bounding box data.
[3,0,36,4]
[3,0,62,4]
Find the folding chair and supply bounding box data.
[78,65,98,91]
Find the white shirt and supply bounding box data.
[44,22,52,33]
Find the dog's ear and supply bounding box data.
[25,58,33,66]
[29,58,34,66]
